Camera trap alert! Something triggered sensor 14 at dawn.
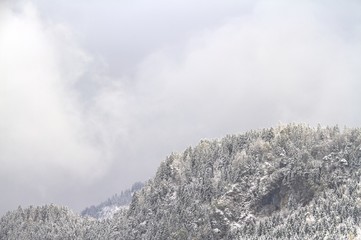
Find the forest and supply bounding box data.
[1,124,361,239]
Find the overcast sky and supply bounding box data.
[1,0,361,215]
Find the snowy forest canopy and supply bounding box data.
[1,124,361,239]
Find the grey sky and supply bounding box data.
[1,0,361,215]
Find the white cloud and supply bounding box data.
[129,0,361,131]
[0,2,107,187]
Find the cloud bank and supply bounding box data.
[1,0,361,214]
[0,2,115,211]
[133,0,361,129]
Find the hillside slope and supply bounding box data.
[0,205,94,240]
[81,182,144,220]
[1,124,361,239]
[111,124,361,239]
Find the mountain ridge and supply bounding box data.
[81,182,144,220]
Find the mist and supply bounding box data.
[1,0,361,215]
